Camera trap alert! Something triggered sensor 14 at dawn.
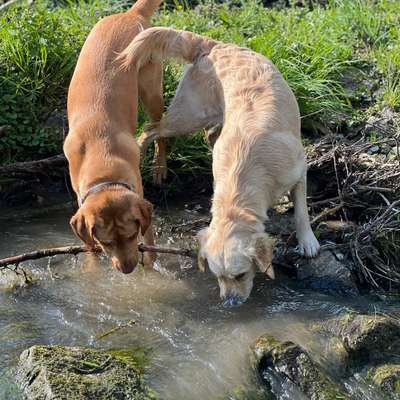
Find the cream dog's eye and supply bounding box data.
[235,272,246,281]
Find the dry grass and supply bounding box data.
[307,109,400,289]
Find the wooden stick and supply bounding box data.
[0,243,197,268]
[0,0,33,12]
[0,154,67,176]
[310,202,344,225]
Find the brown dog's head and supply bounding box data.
[198,227,275,307]
[70,190,152,274]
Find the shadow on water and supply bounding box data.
[0,204,399,399]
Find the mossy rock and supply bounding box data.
[16,345,159,400]
[252,333,350,400]
[367,364,400,399]
[312,313,400,367]
[219,383,274,400]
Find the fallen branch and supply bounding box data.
[310,202,345,225]
[95,319,136,341]
[0,0,33,12]
[0,243,197,269]
[0,125,11,135]
[0,154,67,176]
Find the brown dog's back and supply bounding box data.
[68,1,161,132]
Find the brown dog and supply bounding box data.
[120,28,320,302]
[64,0,165,274]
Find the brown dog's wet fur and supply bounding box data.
[64,0,164,273]
[70,190,152,274]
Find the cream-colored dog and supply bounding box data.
[119,28,320,305]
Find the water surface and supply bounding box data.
[0,204,398,399]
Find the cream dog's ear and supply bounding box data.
[249,233,276,279]
[197,252,209,273]
[197,228,209,272]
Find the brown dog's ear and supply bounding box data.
[135,199,153,235]
[70,211,95,249]
[249,233,276,279]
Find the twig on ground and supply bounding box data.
[0,154,67,176]
[310,202,344,225]
[306,119,400,288]
[0,0,33,11]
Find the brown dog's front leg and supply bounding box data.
[153,137,167,185]
[142,226,156,267]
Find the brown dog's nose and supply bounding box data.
[112,258,137,274]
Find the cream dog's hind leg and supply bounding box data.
[291,172,320,257]
[138,64,222,154]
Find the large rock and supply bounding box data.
[312,313,400,367]
[16,345,158,400]
[295,250,359,296]
[252,333,350,400]
[367,364,400,399]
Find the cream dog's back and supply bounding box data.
[202,44,305,216]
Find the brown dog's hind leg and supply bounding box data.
[138,61,167,185]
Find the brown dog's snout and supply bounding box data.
[111,257,138,274]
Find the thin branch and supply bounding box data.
[311,203,344,225]
[0,243,197,269]
[0,0,33,11]
[0,154,67,176]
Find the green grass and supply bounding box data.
[0,0,399,182]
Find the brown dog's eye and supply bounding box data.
[235,272,246,281]
[127,233,138,241]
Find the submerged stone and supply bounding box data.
[367,364,400,398]
[252,333,350,400]
[221,385,274,400]
[16,345,158,400]
[312,313,400,367]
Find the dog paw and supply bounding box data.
[152,164,167,185]
[298,231,320,258]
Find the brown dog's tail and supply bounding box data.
[130,0,162,19]
[118,27,218,70]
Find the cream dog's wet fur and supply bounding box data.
[120,28,320,305]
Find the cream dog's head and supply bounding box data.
[198,227,275,307]
[70,190,152,274]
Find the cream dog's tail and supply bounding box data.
[118,27,218,70]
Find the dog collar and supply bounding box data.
[78,181,135,207]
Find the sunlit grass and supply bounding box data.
[0,0,399,182]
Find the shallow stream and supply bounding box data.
[1,203,399,399]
